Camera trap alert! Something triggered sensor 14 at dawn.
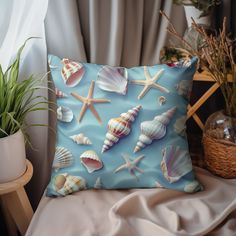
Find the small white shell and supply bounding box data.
[53,174,86,196]
[53,147,73,170]
[184,180,203,193]
[161,146,192,183]
[48,55,58,69]
[174,116,187,137]
[57,106,73,122]
[97,65,128,95]
[158,96,166,106]
[80,150,103,173]
[102,105,142,153]
[70,133,92,145]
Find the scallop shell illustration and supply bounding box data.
[184,180,203,193]
[158,96,166,106]
[97,65,128,95]
[55,88,68,98]
[134,107,177,153]
[174,116,187,137]
[102,105,142,153]
[53,147,73,170]
[53,174,86,196]
[175,80,192,100]
[57,106,73,122]
[70,133,92,145]
[161,146,192,183]
[94,177,102,189]
[61,58,85,87]
[80,150,103,173]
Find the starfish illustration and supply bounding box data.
[130,67,169,99]
[71,80,110,124]
[114,154,145,180]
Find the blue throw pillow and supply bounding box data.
[46,55,203,197]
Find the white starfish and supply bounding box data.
[130,67,169,99]
[114,154,145,180]
[71,80,110,124]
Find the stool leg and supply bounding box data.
[0,198,18,236]
[1,187,33,235]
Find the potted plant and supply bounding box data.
[0,39,49,183]
[173,0,221,27]
[161,11,236,178]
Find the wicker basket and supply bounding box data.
[203,134,236,178]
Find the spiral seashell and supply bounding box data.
[53,174,86,196]
[80,150,103,173]
[57,106,73,123]
[70,133,92,145]
[134,107,177,153]
[161,146,192,183]
[53,147,73,170]
[102,105,142,153]
[55,88,68,98]
[97,65,128,95]
[61,58,85,87]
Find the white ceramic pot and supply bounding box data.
[0,130,26,183]
[184,5,211,28]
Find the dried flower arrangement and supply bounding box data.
[161,11,236,118]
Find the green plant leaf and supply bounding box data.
[0,38,50,143]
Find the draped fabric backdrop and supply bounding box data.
[0,0,234,209]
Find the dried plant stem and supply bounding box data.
[160,10,236,117]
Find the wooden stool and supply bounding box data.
[0,160,33,236]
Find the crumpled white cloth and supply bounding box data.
[26,167,236,236]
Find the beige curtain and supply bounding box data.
[46,0,177,67]
[25,0,186,208]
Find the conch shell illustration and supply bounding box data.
[70,133,92,145]
[53,174,86,196]
[61,58,85,87]
[134,107,177,153]
[102,105,142,153]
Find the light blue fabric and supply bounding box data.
[46,55,202,197]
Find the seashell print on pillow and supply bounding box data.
[46,55,202,197]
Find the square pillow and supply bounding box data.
[46,55,203,197]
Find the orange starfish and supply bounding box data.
[131,67,169,99]
[71,80,111,124]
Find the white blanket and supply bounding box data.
[26,167,236,236]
